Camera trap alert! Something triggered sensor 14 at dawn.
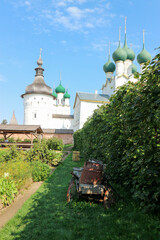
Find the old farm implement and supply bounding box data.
[67,160,115,208]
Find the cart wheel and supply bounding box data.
[104,188,114,209]
[67,178,78,203]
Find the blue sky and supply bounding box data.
[0,0,159,124]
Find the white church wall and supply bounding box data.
[23,93,53,126]
[116,61,124,76]
[50,118,73,129]
[124,60,132,76]
[79,101,104,130]
[73,97,81,132]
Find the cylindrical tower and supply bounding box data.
[21,49,55,127]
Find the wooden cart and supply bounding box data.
[67,160,114,208]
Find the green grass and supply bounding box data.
[0,154,159,240]
[63,144,73,151]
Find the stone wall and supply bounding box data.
[0,132,73,145]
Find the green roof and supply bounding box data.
[103,55,115,73]
[52,91,57,98]
[55,82,65,93]
[132,63,137,73]
[64,90,70,99]
[123,35,135,61]
[137,44,151,64]
[112,41,127,62]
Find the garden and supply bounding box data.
[0,50,159,239]
[0,153,159,240]
[0,137,64,208]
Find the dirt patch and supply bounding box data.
[0,181,43,229]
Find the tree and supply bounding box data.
[1,119,7,125]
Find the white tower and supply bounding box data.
[21,49,55,127]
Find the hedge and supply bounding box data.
[74,49,160,213]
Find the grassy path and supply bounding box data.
[0,154,159,240]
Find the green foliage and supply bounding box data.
[74,49,160,213]
[8,137,16,143]
[1,119,7,124]
[46,137,64,151]
[26,140,62,166]
[2,145,22,162]
[0,176,18,206]
[23,138,31,143]
[0,159,32,190]
[16,137,22,143]
[0,154,160,240]
[31,161,51,182]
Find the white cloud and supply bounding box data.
[61,40,67,44]
[10,0,116,33]
[67,6,83,19]
[86,22,94,28]
[24,1,31,6]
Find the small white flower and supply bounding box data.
[4,172,9,177]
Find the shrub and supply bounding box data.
[26,141,62,166]
[0,176,18,206]
[23,138,31,143]
[74,49,160,213]
[8,137,16,143]
[16,137,22,143]
[31,161,51,182]
[51,151,63,166]
[3,145,22,162]
[46,137,64,151]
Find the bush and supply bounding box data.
[8,137,16,143]
[31,161,51,182]
[0,176,18,206]
[74,49,160,213]
[51,151,63,166]
[3,145,22,162]
[23,139,31,143]
[26,141,62,166]
[16,137,22,143]
[46,137,64,151]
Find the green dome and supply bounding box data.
[132,63,137,73]
[55,82,65,93]
[112,42,127,62]
[64,90,70,99]
[137,44,151,64]
[103,55,115,73]
[52,90,57,98]
[123,36,135,61]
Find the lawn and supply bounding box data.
[0,153,159,240]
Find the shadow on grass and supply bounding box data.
[0,154,160,240]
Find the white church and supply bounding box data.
[21,19,151,133]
